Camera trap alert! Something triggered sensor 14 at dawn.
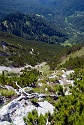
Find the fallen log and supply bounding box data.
[15,82,38,99]
[15,81,59,99]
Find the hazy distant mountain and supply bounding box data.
[0,0,84,19]
[0,0,52,19]
[47,0,84,16]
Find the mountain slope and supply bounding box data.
[0,0,83,66]
[0,0,52,19]
[0,31,65,68]
[0,0,84,45]
[47,0,84,16]
[0,0,84,18]
[0,13,68,44]
[58,46,84,69]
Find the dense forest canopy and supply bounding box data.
[0,0,84,45]
[0,13,68,44]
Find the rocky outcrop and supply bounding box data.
[0,95,54,125]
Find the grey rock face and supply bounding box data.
[0,96,54,125]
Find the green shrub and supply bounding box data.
[0,89,15,98]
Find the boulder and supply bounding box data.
[0,96,54,125]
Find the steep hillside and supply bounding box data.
[66,12,84,32]
[0,1,84,125]
[0,31,65,68]
[58,46,84,69]
[0,13,68,44]
[0,0,84,45]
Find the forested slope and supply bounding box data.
[0,31,66,68]
[0,13,68,44]
[0,0,84,44]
